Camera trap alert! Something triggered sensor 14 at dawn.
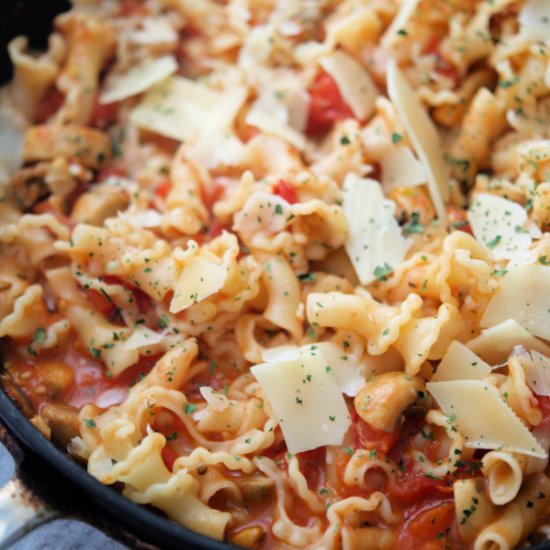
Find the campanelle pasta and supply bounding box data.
[3,0,550,548]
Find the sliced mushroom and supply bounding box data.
[23,125,112,169]
[230,526,266,549]
[40,403,80,447]
[354,372,424,433]
[11,162,50,210]
[234,474,274,501]
[71,185,129,225]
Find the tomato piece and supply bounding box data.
[206,218,224,239]
[154,180,172,199]
[425,37,459,87]
[89,98,119,130]
[306,71,354,137]
[388,473,452,507]
[97,167,126,182]
[161,445,178,472]
[118,0,145,16]
[399,501,455,550]
[273,179,298,204]
[447,204,472,234]
[34,87,65,124]
[537,395,550,418]
[85,289,115,315]
[354,416,400,455]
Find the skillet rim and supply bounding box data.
[0,385,235,550]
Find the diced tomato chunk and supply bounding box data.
[447,204,472,234]
[118,0,145,16]
[161,445,178,472]
[388,473,452,506]
[425,37,459,86]
[353,413,400,455]
[34,87,65,124]
[306,71,354,137]
[273,179,298,204]
[537,395,550,418]
[89,98,119,130]
[154,180,172,199]
[399,501,455,550]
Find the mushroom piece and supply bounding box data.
[354,371,424,433]
[71,184,129,226]
[40,403,80,448]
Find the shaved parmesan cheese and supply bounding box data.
[100,56,178,104]
[427,380,546,458]
[200,386,230,412]
[519,0,550,42]
[128,16,178,46]
[131,76,247,143]
[124,326,164,350]
[523,350,550,397]
[380,144,426,190]
[246,94,306,151]
[0,106,26,184]
[319,51,377,120]
[343,174,412,285]
[432,341,491,382]
[468,193,532,261]
[315,342,365,397]
[119,209,163,228]
[170,259,227,314]
[387,61,449,224]
[251,347,351,454]
[260,343,364,396]
[381,0,420,47]
[467,320,550,364]
[481,264,550,341]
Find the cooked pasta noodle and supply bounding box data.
[3,0,550,548]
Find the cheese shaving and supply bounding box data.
[467,319,550,364]
[343,173,412,285]
[124,326,164,350]
[431,340,491,382]
[468,193,533,261]
[251,346,351,454]
[481,264,550,341]
[427,380,547,458]
[519,0,550,42]
[387,61,449,224]
[100,56,178,104]
[170,259,227,313]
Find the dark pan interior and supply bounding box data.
[1,0,550,548]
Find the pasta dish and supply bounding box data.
[3,0,550,548]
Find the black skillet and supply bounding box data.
[1,1,550,549]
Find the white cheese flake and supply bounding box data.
[427,380,547,458]
[387,61,449,224]
[468,193,533,261]
[130,76,247,144]
[481,264,550,341]
[343,174,412,285]
[251,347,351,454]
[467,319,550,364]
[519,0,550,42]
[124,326,164,350]
[170,259,227,314]
[319,51,377,120]
[432,340,491,382]
[100,56,178,104]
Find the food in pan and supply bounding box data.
[2,0,550,548]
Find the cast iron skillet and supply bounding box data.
[1,1,550,549]
[0,1,234,548]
